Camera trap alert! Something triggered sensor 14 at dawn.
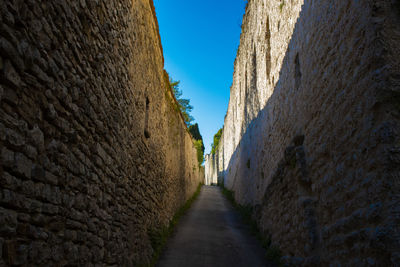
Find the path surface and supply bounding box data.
[157,186,272,267]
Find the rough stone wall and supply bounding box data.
[204,153,220,185]
[204,154,214,185]
[204,153,217,185]
[0,0,203,265]
[208,0,400,265]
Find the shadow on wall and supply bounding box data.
[216,0,400,265]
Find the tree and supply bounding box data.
[211,128,223,155]
[194,140,204,166]
[189,123,205,165]
[189,123,205,152]
[170,78,194,126]
[167,72,202,165]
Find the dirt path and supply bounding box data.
[157,186,273,267]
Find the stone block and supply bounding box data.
[45,171,58,185]
[0,237,3,259]
[1,172,20,190]
[0,208,17,235]
[42,203,59,215]
[3,240,29,265]
[46,104,57,120]
[14,153,32,178]
[29,241,51,264]
[2,86,19,106]
[51,244,64,262]
[28,125,45,152]
[20,180,34,197]
[5,128,25,147]
[3,60,21,89]
[31,164,45,181]
[0,122,5,141]
[1,147,14,168]
[0,37,24,71]
[24,145,38,159]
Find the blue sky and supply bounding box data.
[154,0,247,154]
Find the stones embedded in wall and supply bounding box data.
[0,0,203,265]
[207,0,400,265]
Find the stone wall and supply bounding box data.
[207,0,400,265]
[205,153,218,185]
[0,0,203,265]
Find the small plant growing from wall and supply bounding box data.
[279,0,285,12]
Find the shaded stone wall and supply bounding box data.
[207,0,400,265]
[0,0,203,265]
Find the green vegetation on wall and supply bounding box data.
[194,139,204,167]
[188,123,203,144]
[211,128,223,155]
[189,123,205,166]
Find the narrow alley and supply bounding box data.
[158,186,272,267]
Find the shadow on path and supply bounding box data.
[157,186,273,267]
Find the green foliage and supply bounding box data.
[220,185,283,266]
[188,123,203,143]
[148,183,203,266]
[189,123,205,166]
[169,76,194,126]
[165,72,204,165]
[194,139,204,166]
[189,123,205,153]
[211,128,223,155]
